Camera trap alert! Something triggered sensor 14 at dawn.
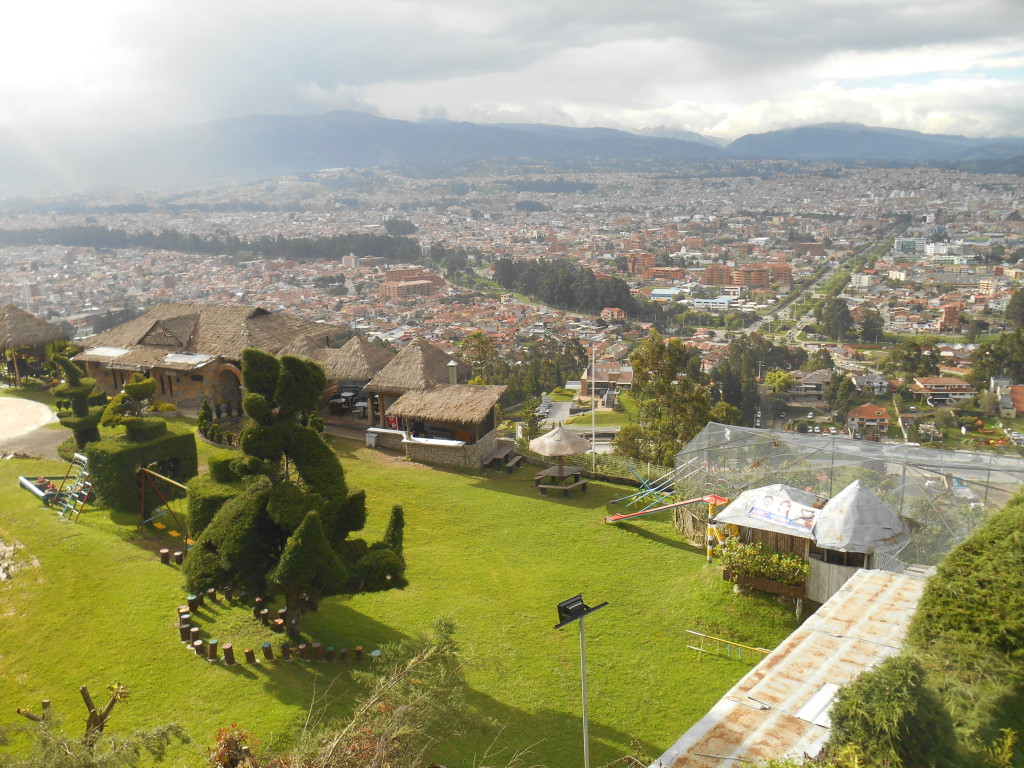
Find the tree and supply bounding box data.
[708,400,744,426]
[825,375,854,420]
[817,296,855,341]
[615,330,712,465]
[520,394,543,440]
[859,309,884,342]
[883,339,939,381]
[51,355,103,449]
[765,370,795,394]
[802,348,834,371]
[184,349,405,636]
[1007,289,1024,329]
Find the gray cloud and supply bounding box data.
[1,0,1022,139]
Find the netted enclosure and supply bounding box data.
[672,423,1024,566]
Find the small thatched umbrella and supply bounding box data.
[529,425,592,475]
[0,304,67,387]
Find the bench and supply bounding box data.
[537,479,588,497]
[505,455,523,472]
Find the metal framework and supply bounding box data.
[674,423,1024,566]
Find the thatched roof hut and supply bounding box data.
[0,304,66,349]
[387,384,506,426]
[366,337,471,396]
[316,336,396,383]
[80,303,336,360]
[0,304,67,385]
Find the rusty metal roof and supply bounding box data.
[651,569,927,768]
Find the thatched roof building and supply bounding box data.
[366,337,471,396]
[0,303,68,385]
[387,384,506,426]
[315,335,396,383]
[0,304,67,349]
[75,303,340,408]
[80,303,334,361]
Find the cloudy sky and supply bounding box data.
[3,0,1024,141]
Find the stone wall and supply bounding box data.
[404,430,498,470]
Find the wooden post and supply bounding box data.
[313,642,324,662]
[173,550,184,565]
[244,648,257,664]
[186,594,199,611]
[339,647,348,662]
[297,643,309,660]
[207,639,219,661]
[189,626,200,646]
[177,605,190,618]
[261,642,274,661]
[222,586,233,601]
[159,548,170,564]
[192,639,204,656]
[206,587,217,602]
[252,597,264,618]
[326,646,337,661]
[178,624,191,642]
[355,645,364,661]
[259,608,270,626]
[223,643,235,665]
[281,642,292,661]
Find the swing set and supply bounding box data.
[139,467,191,547]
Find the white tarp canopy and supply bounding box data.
[712,483,824,540]
[713,480,911,554]
[812,480,911,554]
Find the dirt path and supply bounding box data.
[0,397,64,460]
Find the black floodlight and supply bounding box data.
[555,594,609,629]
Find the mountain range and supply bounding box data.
[3,111,1024,193]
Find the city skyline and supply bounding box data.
[2,0,1023,144]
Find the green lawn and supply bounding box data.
[0,432,799,767]
[568,392,639,429]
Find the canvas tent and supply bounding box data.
[713,480,910,556]
[713,480,912,603]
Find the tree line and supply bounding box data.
[491,257,664,324]
[0,226,421,264]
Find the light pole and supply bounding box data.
[555,594,608,768]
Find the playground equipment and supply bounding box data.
[18,453,92,522]
[608,465,679,510]
[139,467,190,545]
[604,493,728,524]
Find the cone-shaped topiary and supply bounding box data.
[51,355,102,448]
[268,511,348,634]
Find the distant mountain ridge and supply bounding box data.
[2,111,1023,193]
[728,122,1024,161]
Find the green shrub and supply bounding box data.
[208,450,240,484]
[186,475,241,537]
[827,656,957,767]
[353,547,408,592]
[123,417,167,442]
[87,421,198,515]
[720,540,809,586]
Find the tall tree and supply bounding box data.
[817,296,855,341]
[859,309,884,342]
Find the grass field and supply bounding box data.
[0,424,799,767]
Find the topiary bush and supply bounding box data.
[51,355,103,449]
[87,421,198,515]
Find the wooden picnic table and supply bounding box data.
[534,464,587,495]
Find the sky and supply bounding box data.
[2,0,1024,142]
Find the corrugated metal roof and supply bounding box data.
[651,569,927,768]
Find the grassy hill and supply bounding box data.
[0,429,798,766]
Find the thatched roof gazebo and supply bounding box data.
[365,338,471,428]
[0,304,67,386]
[380,383,508,469]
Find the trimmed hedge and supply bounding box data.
[87,421,198,515]
[186,475,242,538]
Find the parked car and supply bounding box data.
[814,425,821,433]
[807,411,814,419]
[829,427,838,434]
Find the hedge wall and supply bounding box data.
[186,475,242,538]
[87,421,198,515]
